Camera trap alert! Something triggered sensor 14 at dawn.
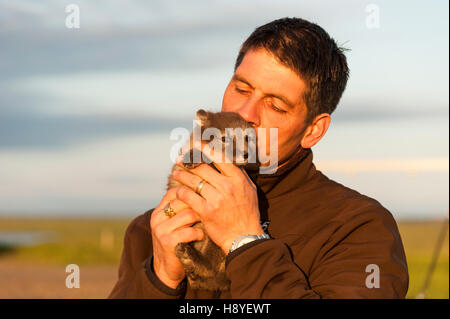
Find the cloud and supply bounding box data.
[0,102,190,149]
[1,0,447,150]
[315,157,449,174]
[0,26,238,80]
[331,101,449,123]
[0,0,349,80]
[0,79,447,151]
[0,1,244,80]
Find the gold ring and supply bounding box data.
[195,180,205,195]
[164,202,176,218]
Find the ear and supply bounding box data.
[196,109,208,126]
[300,113,331,149]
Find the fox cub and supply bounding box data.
[167,109,258,291]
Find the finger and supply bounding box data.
[190,162,251,195]
[166,199,190,214]
[162,208,201,232]
[152,188,185,225]
[186,163,228,190]
[240,167,256,187]
[154,198,190,225]
[199,143,241,177]
[211,161,241,177]
[175,185,207,216]
[159,187,179,208]
[173,226,204,244]
[171,168,219,201]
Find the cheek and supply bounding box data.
[266,119,303,153]
[221,85,237,112]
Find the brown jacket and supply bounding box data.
[109,148,409,298]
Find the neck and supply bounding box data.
[246,146,314,202]
[246,146,309,177]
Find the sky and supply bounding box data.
[0,0,448,219]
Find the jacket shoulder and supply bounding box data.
[311,171,405,249]
[122,209,155,268]
[315,170,394,221]
[125,209,154,238]
[310,172,409,297]
[314,171,407,263]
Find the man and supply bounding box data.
[109,17,409,299]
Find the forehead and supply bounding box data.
[235,48,307,107]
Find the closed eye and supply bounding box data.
[271,104,287,114]
[235,87,250,95]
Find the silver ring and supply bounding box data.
[195,180,205,195]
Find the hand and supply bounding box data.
[150,189,204,289]
[171,153,264,254]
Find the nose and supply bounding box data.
[236,95,261,127]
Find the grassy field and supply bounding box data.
[0,217,130,265]
[0,217,448,298]
[396,220,449,299]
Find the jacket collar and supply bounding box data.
[246,147,315,200]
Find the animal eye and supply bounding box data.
[221,136,230,143]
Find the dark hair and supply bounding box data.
[235,17,350,123]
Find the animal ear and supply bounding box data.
[196,109,208,125]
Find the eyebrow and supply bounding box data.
[232,74,296,109]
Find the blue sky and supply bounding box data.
[0,0,448,219]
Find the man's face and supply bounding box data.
[221,48,309,165]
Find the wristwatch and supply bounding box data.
[229,233,271,253]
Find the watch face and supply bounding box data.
[231,235,266,252]
[239,237,256,246]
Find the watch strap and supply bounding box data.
[229,233,270,253]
